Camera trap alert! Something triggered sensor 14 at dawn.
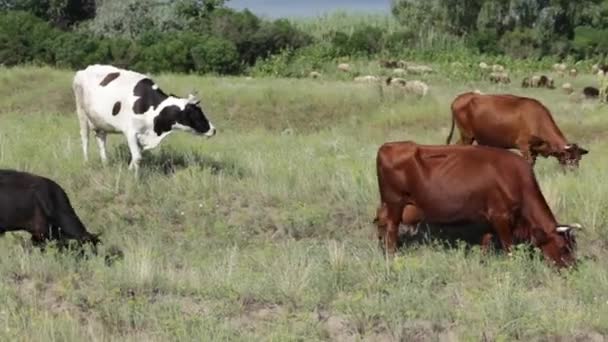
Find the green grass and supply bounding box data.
[0,66,607,341]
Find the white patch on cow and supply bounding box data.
[72,64,216,174]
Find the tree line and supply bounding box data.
[1,0,607,76]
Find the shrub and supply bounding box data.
[191,36,241,74]
[347,25,384,56]
[499,28,539,59]
[52,32,110,69]
[0,11,59,66]
[467,29,500,55]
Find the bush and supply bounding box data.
[248,19,313,63]
[52,32,111,69]
[191,36,241,74]
[499,28,539,59]
[573,26,608,58]
[467,29,500,55]
[0,11,59,66]
[134,32,199,73]
[347,25,384,56]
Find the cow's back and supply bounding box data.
[377,143,534,223]
[73,65,149,131]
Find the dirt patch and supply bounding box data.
[316,311,458,342]
[231,297,285,331]
[540,331,606,342]
[397,320,458,342]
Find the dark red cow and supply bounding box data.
[375,141,580,268]
[446,92,588,168]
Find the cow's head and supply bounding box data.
[154,94,216,137]
[557,143,589,169]
[532,224,579,268]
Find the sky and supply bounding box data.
[227,0,392,18]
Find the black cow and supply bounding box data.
[0,170,100,250]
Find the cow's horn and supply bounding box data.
[564,144,573,149]
[187,93,199,104]
[570,223,583,229]
[556,226,571,232]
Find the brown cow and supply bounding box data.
[375,142,580,268]
[446,92,588,168]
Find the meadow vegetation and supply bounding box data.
[0,65,607,341]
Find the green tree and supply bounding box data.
[0,0,95,28]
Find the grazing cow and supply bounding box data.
[374,142,579,268]
[562,83,574,94]
[446,92,588,168]
[73,65,216,173]
[0,170,100,249]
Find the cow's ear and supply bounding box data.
[531,229,549,246]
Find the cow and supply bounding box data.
[72,64,217,173]
[374,142,580,268]
[446,92,588,168]
[0,170,100,250]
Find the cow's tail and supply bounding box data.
[446,114,456,145]
[37,180,101,247]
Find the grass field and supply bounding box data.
[0,65,607,341]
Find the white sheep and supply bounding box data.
[338,63,350,72]
[354,75,380,83]
[309,71,321,79]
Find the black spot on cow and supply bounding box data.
[153,104,212,136]
[100,72,120,87]
[112,101,121,116]
[132,78,169,114]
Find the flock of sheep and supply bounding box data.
[307,59,608,102]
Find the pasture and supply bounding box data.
[0,66,607,341]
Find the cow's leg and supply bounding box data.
[490,215,514,253]
[382,203,404,257]
[94,130,108,165]
[480,233,495,253]
[77,114,90,162]
[125,132,142,174]
[30,207,50,247]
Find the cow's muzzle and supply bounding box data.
[205,126,217,137]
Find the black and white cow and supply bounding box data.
[0,169,100,249]
[72,64,216,172]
